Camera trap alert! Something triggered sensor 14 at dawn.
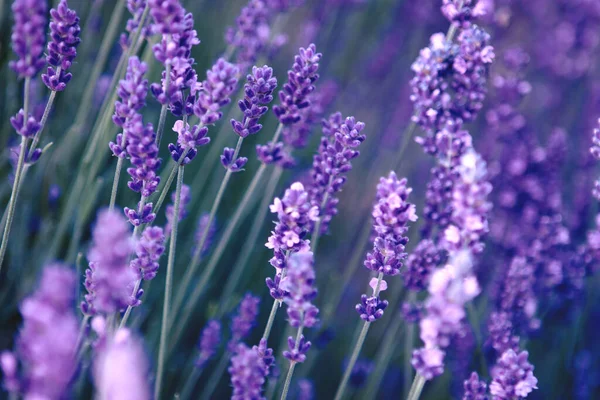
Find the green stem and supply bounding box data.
[333,321,372,400]
[155,102,169,148]
[406,374,426,400]
[280,326,304,400]
[310,187,331,253]
[109,139,128,211]
[179,366,202,400]
[263,297,282,341]
[155,165,184,399]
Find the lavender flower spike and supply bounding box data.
[228,293,261,351]
[82,209,136,315]
[489,349,538,399]
[10,0,47,78]
[229,344,269,400]
[168,120,210,165]
[225,0,270,69]
[463,372,488,400]
[193,58,239,125]
[196,320,222,368]
[130,226,165,282]
[42,0,81,91]
[1,264,79,398]
[590,118,600,200]
[93,328,152,400]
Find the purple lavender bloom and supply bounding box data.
[486,312,520,355]
[253,338,275,373]
[256,141,294,167]
[165,184,191,236]
[410,26,494,132]
[463,372,489,400]
[348,358,374,388]
[229,343,268,400]
[495,256,538,332]
[364,172,417,276]
[82,209,136,315]
[231,65,278,138]
[412,251,481,380]
[196,320,222,368]
[297,379,314,400]
[281,251,319,328]
[308,113,366,235]
[590,118,600,200]
[120,0,149,50]
[441,0,487,27]
[226,0,270,69]
[93,329,151,400]
[193,58,239,125]
[221,147,248,172]
[110,56,149,158]
[10,109,40,138]
[130,226,165,281]
[148,0,185,35]
[10,0,47,78]
[41,0,81,92]
[228,294,261,351]
[403,239,443,291]
[356,294,389,322]
[194,213,217,257]
[1,264,78,399]
[442,149,492,254]
[283,335,311,363]
[265,182,318,300]
[168,120,210,165]
[273,44,321,125]
[402,302,424,323]
[489,349,538,399]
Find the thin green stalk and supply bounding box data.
[109,152,127,210]
[200,350,231,400]
[155,102,169,148]
[280,326,304,400]
[155,165,185,399]
[333,273,384,400]
[310,187,331,253]
[28,81,58,156]
[168,163,268,348]
[179,366,202,400]
[263,296,282,341]
[217,166,283,315]
[407,374,426,400]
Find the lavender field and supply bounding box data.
[0,0,598,399]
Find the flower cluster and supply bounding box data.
[110,56,149,158]
[229,344,269,400]
[228,294,261,351]
[308,113,366,235]
[130,226,165,282]
[441,0,487,27]
[42,0,81,92]
[281,252,319,363]
[410,26,493,133]
[591,118,600,200]
[489,349,538,399]
[193,58,239,125]
[226,0,271,69]
[93,329,151,399]
[82,209,136,315]
[411,250,481,380]
[120,0,149,50]
[462,372,488,400]
[403,239,443,291]
[1,265,79,399]
[357,172,417,322]
[165,184,191,236]
[10,0,47,78]
[10,109,40,139]
[265,182,318,300]
[168,120,210,165]
[196,320,222,368]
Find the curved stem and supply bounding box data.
[155,165,184,399]
[310,188,331,253]
[406,374,426,400]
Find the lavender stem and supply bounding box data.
[280,326,305,400]
[199,350,231,400]
[155,164,184,399]
[406,374,426,400]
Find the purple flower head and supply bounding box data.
[228,294,261,351]
[221,147,248,172]
[463,371,489,400]
[168,120,210,165]
[265,182,318,300]
[347,358,374,388]
[229,343,268,400]
[82,209,136,315]
[256,141,294,167]
[403,239,443,291]
[496,256,537,332]
[10,0,47,78]
[165,184,191,236]
[410,26,494,132]
[441,0,487,27]
[486,312,520,355]
[281,251,319,328]
[591,118,600,200]
[226,0,270,69]
[194,213,217,257]
[442,149,492,254]
[42,0,81,91]
[273,44,321,125]
[297,379,314,400]
[93,329,151,400]
[148,0,186,35]
[283,335,311,363]
[231,65,278,138]
[412,250,481,379]
[364,172,418,276]
[356,294,389,322]
[124,114,161,201]
[1,264,78,399]
[489,349,538,399]
[196,320,222,368]
[193,58,239,125]
[112,57,148,129]
[253,338,274,372]
[309,113,366,235]
[10,109,40,138]
[130,226,165,282]
[120,0,149,50]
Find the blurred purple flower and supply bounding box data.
[281,251,319,329]
[196,320,222,368]
[193,58,239,125]
[228,293,261,351]
[462,371,488,400]
[489,349,538,399]
[229,343,269,400]
[165,184,191,236]
[10,0,47,78]
[130,226,165,282]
